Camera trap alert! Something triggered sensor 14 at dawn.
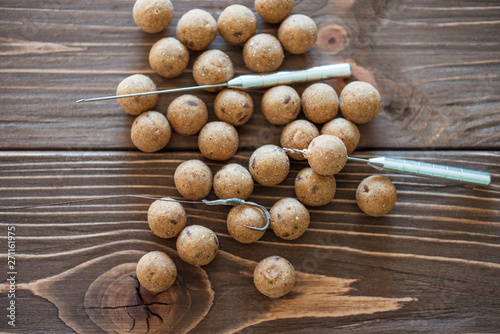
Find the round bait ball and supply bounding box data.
[193,50,234,90]
[261,85,301,125]
[280,119,319,160]
[305,134,347,176]
[301,83,339,124]
[270,197,310,240]
[340,81,381,124]
[176,225,219,266]
[176,9,217,51]
[198,121,239,161]
[166,94,208,135]
[130,111,171,152]
[174,159,212,200]
[278,14,317,54]
[321,118,360,154]
[149,37,189,78]
[254,0,294,24]
[147,198,186,238]
[356,175,397,217]
[214,89,254,126]
[254,256,296,298]
[213,163,254,200]
[116,74,158,116]
[243,34,284,73]
[227,205,266,243]
[249,145,290,186]
[218,4,257,45]
[133,0,173,34]
[295,167,336,206]
[136,251,177,293]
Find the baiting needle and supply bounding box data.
[0,195,271,231]
[346,156,491,186]
[76,63,352,103]
[282,148,491,186]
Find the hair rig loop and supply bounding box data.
[0,194,271,232]
[202,198,270,231]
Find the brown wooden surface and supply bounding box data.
[0,0,499,333]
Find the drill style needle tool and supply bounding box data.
[76,63,352,103]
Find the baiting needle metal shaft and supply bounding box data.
[76,83,228,103]
[76,63,352,103]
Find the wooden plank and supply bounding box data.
[1,0,499,150]
[0,150,498,332]
[1,0,500,332]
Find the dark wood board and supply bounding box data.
[0,0,499,333]
[1,0,499,150]
[0,150,499,333]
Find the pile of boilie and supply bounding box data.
[120,0,397,299]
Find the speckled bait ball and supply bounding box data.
[133,0,173,34]
[295,167,336,206]
[116,74,158,116]
[280,120,319,160]
[198,121,239,161]
[213,163,254,200]
[193,50,234,90]
[147,198,186,238]
[176,225,219,266]
[218,5,257,45]
[149,37,189,78]
[261,85,300,125]
[176,9,217,51]
[278,14,317,54]
[243,34,284,73]
[305,134,347,176]
[254,256,296,298]
[136,251,177,293]
[174,159,212,200]
[130,111,171,152]
[214,89,254,126]
[301,83,339,124]
[227,205,266,243]
[356,175,397,217]
[270,197,310,240]
[166,95,208,136]
[340,81,381,124]
[254,0,294,24]
[249,145,290,186]
[321,118,360,154]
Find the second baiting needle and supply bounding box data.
[76,63,352,103]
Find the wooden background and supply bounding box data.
[0,0,499,333]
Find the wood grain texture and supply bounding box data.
[0,0,499,333]
[0,151,499,332]
[0,0,499,150]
